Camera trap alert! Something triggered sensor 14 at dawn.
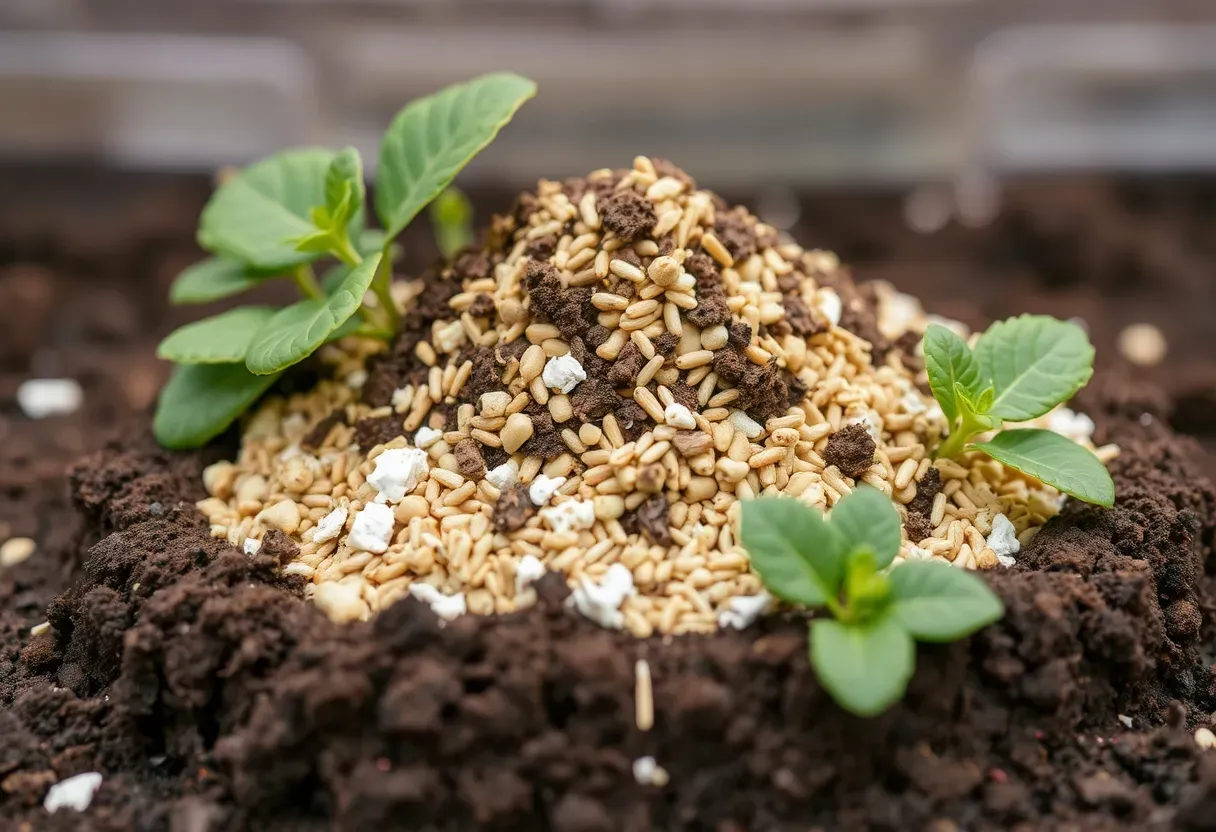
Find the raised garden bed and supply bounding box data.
[3,113,1216,828]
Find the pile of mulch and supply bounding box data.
[2,168,1216,830]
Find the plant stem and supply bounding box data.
[353,323,395,340]
[371,242,400,333]
[332,232,364,268]
[292,264,324,300]
[936,409,999,460]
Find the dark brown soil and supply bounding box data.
[3,167,1216,830]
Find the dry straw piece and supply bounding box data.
[197,158,1112,634]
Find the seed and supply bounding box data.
[1117,322,1167,366]
[685,476,718,502]
[596,329,629,361]
[579,423,603,446]
[259,500,301,535]
[203,461,237,498]
[548,394,574,423]
[480,391,511,418]
[701,231,734,267]
[498,298,524,324]
[716,458,750,483]
[635,659,654,731]
[699,324,729,351]
[648,255,681,287]
[750,447,787,469]
[0,537,36,567]
[624,298,660,320]
[520,344,546,382]
[610,258,645,282]
[675,350,714,370]
[431,468,465,490]
[635,355,665,387]
[501,412,534,454]
[394,495,430,524]
[592,292,628,311]
[633,387,666,423]
[630,330,656,360]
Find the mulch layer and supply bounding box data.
[2,169,1216,831]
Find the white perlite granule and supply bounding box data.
[18,378,83,419]
[44,772,103,813]
[486,461,518,490]
[312,507,348,544]
[567,563,635,629]
[409,583,467,620]
[987,514,1021,567]
[541,354,586,393]
[514,555,547,595]
[717,591,773,630]
[528,474,567,506]
[242,538,261,555]
[413,426,443,449]
[348,503,396,553]
[539,499,596,535]
[367,448,429,503]
[663,402,696,430]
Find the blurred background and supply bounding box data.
[2,0,1216,552]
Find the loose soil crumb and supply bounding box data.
[190,157,1117,635]
[824,422,878,479]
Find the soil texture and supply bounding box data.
[2,167,1216,830]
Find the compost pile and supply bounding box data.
[195,159,1102,637]
[2,167,1216,831]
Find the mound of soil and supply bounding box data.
[2,168,1216,830]
[2,375,1215,831]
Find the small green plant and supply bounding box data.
[923,315,1114,507]
[429,187,475,261]
[154,73,536,450]
[740,488,1004,717]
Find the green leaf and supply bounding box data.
[326,147,366,224]
[923,324,984,424]
[156,306,278,364]
[974,385,995,414]
[810,615,915,717]
[245,252,382,375]
[430,187,474,260]
[973,315,1094,421]
[889,561,1004,642]
[740,496,846,607]
[154,362,281,450]
[974,428,1115,507]
[358,229,389,256]
[829,486,902,569]
[169,257,274,305]
[376,73,536,238]
[199,148,360,271]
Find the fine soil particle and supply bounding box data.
[903,511,934,545]
[908,467,943,517]
[823,422,878,479]
[597,189,657,242]
[524,261,594,340]
[683,253,731,328]
[354,414,405,453]
[492,484,535,533]
[633,494,672,546]
[453,439,486,480]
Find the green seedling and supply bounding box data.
[923,315,1114,507]
[429,187,475,261]
[154,73,537,450]
[740,488,1004,717]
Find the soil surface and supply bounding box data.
[2,167,1216,830]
